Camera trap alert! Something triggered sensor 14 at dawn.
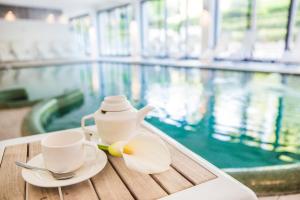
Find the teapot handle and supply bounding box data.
[81,114,96,141]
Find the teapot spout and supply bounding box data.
[137,105,155,123]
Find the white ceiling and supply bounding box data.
[0,0,125,13]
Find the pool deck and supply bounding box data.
[259,194,300,199]
[1,57,300,75]
[0,107,31,140]
[0,107,299,199]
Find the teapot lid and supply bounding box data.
[100,95,132,112]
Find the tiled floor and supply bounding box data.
[0,107,299,199]
[0,107,31,140]
[259,194,300,199]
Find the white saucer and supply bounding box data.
[22,148,107,188]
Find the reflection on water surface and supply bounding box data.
[1,63,300,168]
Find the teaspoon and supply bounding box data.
[15,161,75,180]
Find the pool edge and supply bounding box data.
[21,89,84,135]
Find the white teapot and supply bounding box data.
[81,95,154,144]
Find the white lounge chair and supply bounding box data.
[214,30,255,60]
[0,42,15,62]
[11,41,37,61]
[64,41,85,58]
[51,42,66,58]
[282,31,300,63]
[35,41,56,60]
[230,30,256,59]
[214,32,231,58]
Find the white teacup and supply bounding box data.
[41,131,97,173]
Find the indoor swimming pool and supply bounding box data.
[1,62,300,169]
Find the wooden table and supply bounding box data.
[0,123,258,200]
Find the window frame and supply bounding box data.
[97,3,133,57]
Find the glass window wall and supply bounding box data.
[98,0,300,62]
[166,0,187,58]
[217,0,251,59]
[98,5,132,56]
[142,0,167,57]
[141,0,203,59]
[291,1,300,50]
[70,15,91,55]
[253,0,290,60]
[186,0,203,58]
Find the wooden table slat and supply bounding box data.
[27,184,61,200]
[168,144,217,185]
[151,167,193,194]
[109,155,168,200]
[62,180,99,200]
[27,142,61,200]
[0,144,27,200]
[0,145,5,167]
[28,142,42,158]
[91,162,134,200]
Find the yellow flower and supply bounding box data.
[99,133,171,174]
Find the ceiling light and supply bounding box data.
[46,13,55,24]
[59,15,68,24]
[4,11,16,21]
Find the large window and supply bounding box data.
[290,1,300,50]
[253,0,290,60]
[98,5,132,56]
[70,15,91,55]
[141,0,203,59]
[217,0,251,59]
[94,0,300,62]
[166,0,187,58]
[216,0,293,61]
[142,0,166,57]
[186,0,203,58]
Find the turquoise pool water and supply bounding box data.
[1,62,300,168]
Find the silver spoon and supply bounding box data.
[15,161,75,180]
